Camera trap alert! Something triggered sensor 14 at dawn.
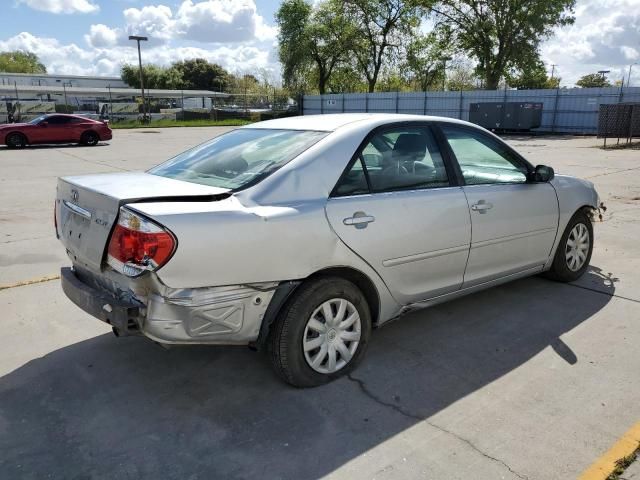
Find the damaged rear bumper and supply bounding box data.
[60,266,283,345]
[60,267,142,336]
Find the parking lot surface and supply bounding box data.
[1,128,639,479]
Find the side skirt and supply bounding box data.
[382,265,545,325]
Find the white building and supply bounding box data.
[0,72,127,89]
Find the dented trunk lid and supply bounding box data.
[56,172,230,272]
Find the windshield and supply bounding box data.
[28,115,48,125]
[149,128,328,190]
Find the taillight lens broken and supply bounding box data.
[107,208,176,277]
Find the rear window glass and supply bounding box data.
[149,128,327,190]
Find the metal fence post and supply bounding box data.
[551,87,560,133]
[459,90,464,119]
[395,91,399,113]
[320,94,324,114]
[423,91,427,115]
[365,94,368,113]
[342,93,345,113]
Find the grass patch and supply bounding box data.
[111,118,253,129]
[607,443,640,480]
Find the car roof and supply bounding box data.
[245,113,477,132]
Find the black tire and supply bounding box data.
[545,210,593,282]
[268,276,372,388]
[6,132,26,149]
[81,131,99,146]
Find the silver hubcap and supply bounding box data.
[303,298,361,374]
[565,223,590,271]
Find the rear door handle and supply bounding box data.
[471,200,493,213]
[343,211,375,229]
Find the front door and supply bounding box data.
[325,125,471,306]
[439,124,559,288]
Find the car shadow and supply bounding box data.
[0,143,109,151]
[0,267,614,479]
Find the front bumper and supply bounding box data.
[61,267,141,335]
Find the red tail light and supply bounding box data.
[107,208,176,277]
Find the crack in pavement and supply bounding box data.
[347,374,530,480]
[55,149,130,172]
[586,165,640,179]
[565,282,640,304]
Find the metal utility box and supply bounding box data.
[469,102,543,130]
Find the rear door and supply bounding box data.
[325,124,471,306]
[438,124,559,287]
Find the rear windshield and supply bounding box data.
[149,128,328,190]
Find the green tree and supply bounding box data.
[576,73,612,88]
[172,59,229,90]
[446,61,478,91]
[276,0,356,94]
[430,0,575,89]
[344,0,426,93]
[121,59,229,91]
[0,51,46,73]
[404,32,450,91]
[507,60,560,89]
[275,0,314,93]
[121,64,179,89]
[327,65,367,92]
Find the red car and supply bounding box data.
[0,113,112,148]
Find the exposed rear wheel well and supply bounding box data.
[306,267,380,326]
[255,266,381,350]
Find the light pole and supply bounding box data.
[628,63,638,87]
[129,35,148,122]
[597,70,611,83]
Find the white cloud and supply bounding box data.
[16,0,99,14]
[174,0,277,43]
[123,4,175,43]
[541,0,640,86]
[1,31,275,78]
[85,24,121,48]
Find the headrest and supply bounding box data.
[392,133,427,159]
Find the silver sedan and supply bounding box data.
[56,114,600,387]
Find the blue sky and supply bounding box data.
[5,1,282,45]
[3,0,640,86]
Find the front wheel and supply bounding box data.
[268,277,372,387]
[6,132,26,149]
[545,210,593,282]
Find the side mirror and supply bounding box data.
[531,164,554,183]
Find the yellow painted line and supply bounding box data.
[578,422,640,480]
[0,275,60,291]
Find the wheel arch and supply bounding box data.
[4,130,28,145]
[254,265,381,349]
[83,129,101,139]
[545,204,597,271]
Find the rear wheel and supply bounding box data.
[81,131,99,146]
[268,277,372,387]
[545,210,593,282]
[6,132,26,149]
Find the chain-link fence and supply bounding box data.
[303,87,640,135]
[598,103,640,147]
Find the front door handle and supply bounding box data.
[471,200,493,213]
[343,211,375,229]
